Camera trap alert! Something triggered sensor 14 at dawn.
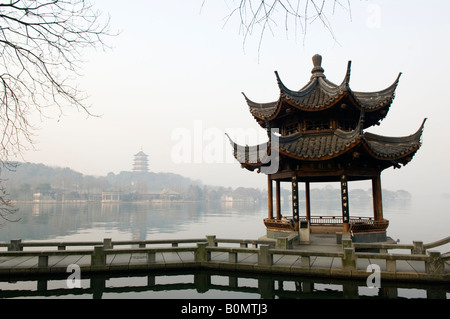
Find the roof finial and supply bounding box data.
[311,54,325,79]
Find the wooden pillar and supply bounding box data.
[305,182,311,223]
[268,176,273,220]
[340,175,350,233]
[372,174,383,221]
[276,180,281,220]
[292,175,299,231]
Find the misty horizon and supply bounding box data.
[8,1,449,198]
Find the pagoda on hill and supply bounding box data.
[227,54,426,242]
[133,149,149,173]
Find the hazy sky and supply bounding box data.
[16,1,450,196]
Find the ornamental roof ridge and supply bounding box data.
[363,118,427,145]
[311,54,325,78]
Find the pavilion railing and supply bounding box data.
[349,218,389,233]
[265,216,390,233]
[299,216,377,225]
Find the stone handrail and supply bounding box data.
[353,235,450,255]
[1,236,277,252]
[423,236,450,250]
[0,235,448,282]
[2,238,207,251]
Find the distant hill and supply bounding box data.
[0,162,412,204]
[1,162,203,201]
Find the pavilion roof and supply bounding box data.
[279,119,425,161]
[227,119,426,172]
[245,54,401,128]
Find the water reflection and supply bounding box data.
[0,201,265,242]
[3,197,413,241]
[2,196,448,247]
[1,197,450,299]
[1,269,448,299]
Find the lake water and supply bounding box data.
[1,195,449,299]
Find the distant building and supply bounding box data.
[133,149,149,173]
[102,191,121,203]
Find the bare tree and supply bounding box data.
[213,0,351,53]
[0,0,112,223]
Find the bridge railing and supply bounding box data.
[0,238,208,252]
[198,239,447,278]
[0,235,448,281]
[353,235,450,255]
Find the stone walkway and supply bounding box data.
[0,234,449,281]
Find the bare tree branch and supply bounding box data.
[0,161,19,227]
[0,0,113,222]
[219,0,351,55]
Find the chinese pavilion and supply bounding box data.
[228,54,426,242]
[132,149,149,173]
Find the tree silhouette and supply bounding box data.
[0,0,112,223]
